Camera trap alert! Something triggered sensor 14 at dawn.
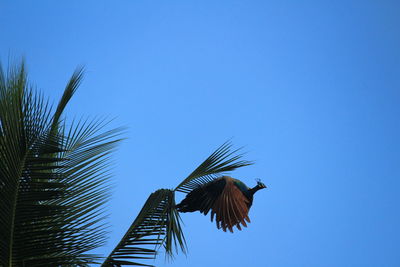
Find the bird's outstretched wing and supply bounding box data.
[176,176,251,233]
[176,177,226,215]
[211,178,250,232]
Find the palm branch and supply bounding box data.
[174,141,253,193]
[0,62,123,266]
[101,189,184,267]
[103,141,252,266]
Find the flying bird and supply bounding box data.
[176,176,266,232]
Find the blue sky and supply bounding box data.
[1,1,400,266]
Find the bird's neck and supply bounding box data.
[248,185,263,196]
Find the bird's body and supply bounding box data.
[176,176,266,232]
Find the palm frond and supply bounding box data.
[51,67,84,131]
[0,61,123,266]
[174,141,253,193]
[45,119,124,264]
[102,189,186,267]
[103,142,251,266]
[163,191,186,257]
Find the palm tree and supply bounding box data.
[0,61,252,267]
[0,61,124,266]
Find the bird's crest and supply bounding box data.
[255,178,267,189]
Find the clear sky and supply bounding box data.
[1,1,400,266]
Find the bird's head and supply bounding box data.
[248,178,267,196]
[255,178,267,189]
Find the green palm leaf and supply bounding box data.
[102,141,251,266]
[0,61,123,266]
[102,189,185,267]
[175,141,253,193]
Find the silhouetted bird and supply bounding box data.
[176,176,266,232]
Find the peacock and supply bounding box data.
[176,176,266,232]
